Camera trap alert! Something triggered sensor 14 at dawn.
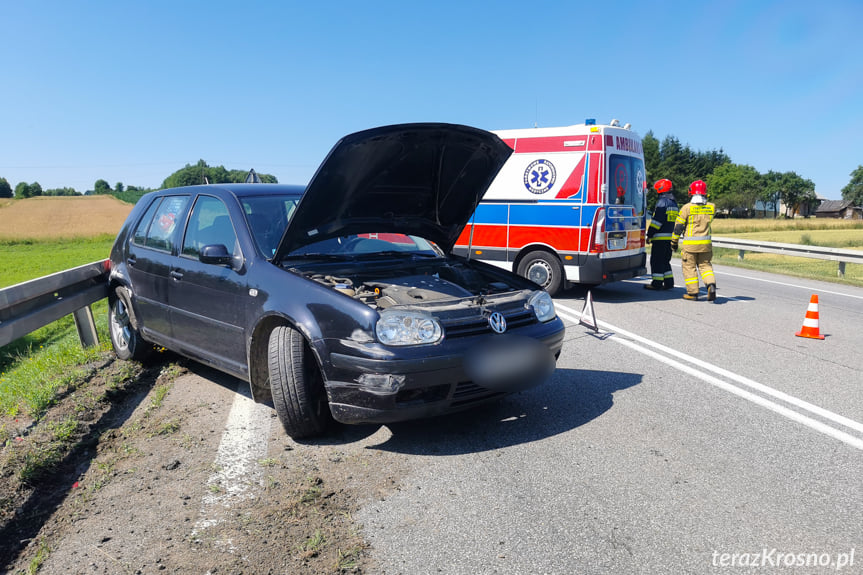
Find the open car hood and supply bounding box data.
[274,123,512,260]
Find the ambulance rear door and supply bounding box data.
[604,151,646,253]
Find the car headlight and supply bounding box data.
[376,310,443,346]
[527,290,556,322]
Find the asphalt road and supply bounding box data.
[357,263,863,574]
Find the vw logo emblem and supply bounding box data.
[488,312,507,334]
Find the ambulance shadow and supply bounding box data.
[558,280,677,302]
[366,368,641,455]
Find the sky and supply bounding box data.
[1,0,861,199]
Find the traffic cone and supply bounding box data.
[795,294,825,340]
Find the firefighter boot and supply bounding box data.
[644,282,663,290]
[682,293,699,301]
[707,284,716,302]
[663,278,675,290]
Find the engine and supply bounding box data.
[301,262,518,309]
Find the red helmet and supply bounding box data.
[653,179,672,194]
[689,180,707,195]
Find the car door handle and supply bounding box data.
[127,256,137,266]
[170,270,184,281]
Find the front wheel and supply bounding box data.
[517,251,564,296]
[267,325,333,439]
[108,288,151,361]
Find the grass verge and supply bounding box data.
[1,236,116,420]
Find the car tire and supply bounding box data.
[517,250,564,296]
[108,288,151,361]
[267,325,332,439]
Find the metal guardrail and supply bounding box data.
[712,236,863,278]
[1,238,861,349]
[0,260,110,348]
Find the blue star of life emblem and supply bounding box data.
[523,159,557,194]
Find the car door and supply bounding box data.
[126,194,191,343]
[169,194,249,377]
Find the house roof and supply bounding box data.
[815,199,854,213]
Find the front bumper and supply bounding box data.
[321,318,565,425]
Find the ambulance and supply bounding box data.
[453,119,647,295]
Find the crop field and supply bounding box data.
[712,217,863,234]
[0,195,133,240]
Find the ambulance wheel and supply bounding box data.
[518,251,563,296]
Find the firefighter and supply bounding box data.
[671,180,716,301]
[645,178,679,290]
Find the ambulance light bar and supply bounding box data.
[585,118,596,125]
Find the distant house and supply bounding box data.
[815,200,863,219]
[753,193,825,218]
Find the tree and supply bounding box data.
[705,163,762,216]
[842,165,863,206]
[0,178,12,198]
[778,172,815,217]
[94,179,112,194]
[29,182,43,197]
[115,182,124,193]
[642,131,660,182]
[44,187,79,196]
[14,181,30,198]
[161,160,278,189]
[761,170,783,216]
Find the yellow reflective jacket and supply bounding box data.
[672,201,714,253]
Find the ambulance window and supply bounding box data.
[609,154,646,216]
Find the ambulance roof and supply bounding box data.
[493,122,639,140]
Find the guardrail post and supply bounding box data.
[838,261,846,278]
[73,306,100,348]
[738,249,745,261]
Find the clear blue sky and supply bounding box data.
[2,0,861,199]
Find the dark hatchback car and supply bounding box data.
[108,123,566,438]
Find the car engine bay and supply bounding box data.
[293,260,525,309]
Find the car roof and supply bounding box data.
[203,183,305,198]
[149,183,305,198]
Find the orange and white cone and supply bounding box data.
[795,294,825,340]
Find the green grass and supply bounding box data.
[0,309,110,417]
[1,237,115,418]
[707,219,863,288]
[711,249,863,287]
[0,235,115,288]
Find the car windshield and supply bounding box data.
[241,195,299,258]
[285,233,441,259]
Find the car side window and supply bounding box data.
[132,199,162,245]
[181,195,240,259]
[131,195,189,251]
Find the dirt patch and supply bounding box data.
[0,196,133,240]
[0,356,408,574]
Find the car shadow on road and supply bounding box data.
[363,368,641,455]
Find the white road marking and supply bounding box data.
[192,381,273,549]
[556,303,863,451]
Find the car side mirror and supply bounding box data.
[199,244,233,266]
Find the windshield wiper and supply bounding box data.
[360,251,440,259]
[281,253,357,261]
